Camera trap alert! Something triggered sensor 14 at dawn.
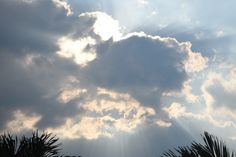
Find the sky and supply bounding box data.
[0,0,236,156]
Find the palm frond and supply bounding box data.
[162,132,235,157]
[0,134,18,156]
[0,131,61,157]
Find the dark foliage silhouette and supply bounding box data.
[0,134,19,157]
[0,131,61,157]
[163,132,235,157]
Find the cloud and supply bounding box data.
[160,67,236,133]
[181,80,199,103]
[3,110,41,134]
[79,12,122,41]
[83,31,207,107]
[52,0,73,16]
[0,0,86,131]
[49,88,157,139]
[202,67,236,118]
[156,119,172,127]
[56,36,97,66]
[57,88,87,104]
[0,0,77,54]
[55,11,123,66]
[183,44,208,73]
[0,0,208,141]
[0,2,208,137]
[138,0,149,5]
[163,102,204,120]
[1,0,236,156]
[47,116,113,140]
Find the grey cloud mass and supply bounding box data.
[83,34,188,106]
[0,0,67,53]
[0,0,81,129]
[0,0,201,132]
[0,0,236,156]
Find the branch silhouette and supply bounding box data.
[163,132,234,157]
[0,131,61,157]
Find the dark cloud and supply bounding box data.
[0,52,80,129]
[0,0,78,54]
[82,34,188,107]
[0,0,83,129]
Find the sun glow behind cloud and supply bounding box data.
[79,12,122,41]
[56,37,97,66]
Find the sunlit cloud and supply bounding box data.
[56,37,96,66]
[47,116,113,140]
[201,67,236,119]
[161,65,236,130]
[52,0,73,16]
[156,119,172,128]
[48,88,158,139]
[4,110,41,133]
[57,88,87,104]
[79,12,122,41]
[181,80,199,103]
[182,42,208,73]
[81,89,156,134]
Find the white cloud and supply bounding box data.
[162,79,199,103]
[52,0,73,16]
[156,119,172,128]
[163,102,187,119]
[182,80,199,103]
[181,42,208,73]
[151,11,158,16]
[138,0,149,5]
[4,110,41,133]
[81,90,156,133]
[163,100,236,129]
[163,102,213,123]
[48,89,158,139]
[97,87,130,100]
[56,37,97,66]
[202,69,236,108]
[57,88,87,104]
[47,116,113,140]
[79,12,122,41]
[201,68,236,120]
[216,30,225,37]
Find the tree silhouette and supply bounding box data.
[0,131,61,157]
[0,134,19,157]
[163,132,234,157]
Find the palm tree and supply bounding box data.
[162,132,235,157]
[0,134,19,157]
[0,131,61,157]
